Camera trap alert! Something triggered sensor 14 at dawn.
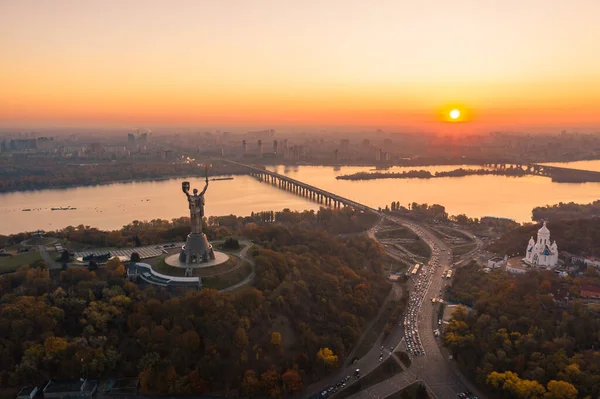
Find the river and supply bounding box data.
[1,161,600,235]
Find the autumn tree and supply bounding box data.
[260,369,281,399]
[545,380,578,399]
[316,347,338,369]
[43,337,68,357]
[282,368,304,396]
[242,370,260,398]
[487,371,546,399]
[233,327,248,349]
[271,331,282,346]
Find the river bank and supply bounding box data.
[336,168,527,181]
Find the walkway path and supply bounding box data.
[38,245,60,269]
[220,240,256,293]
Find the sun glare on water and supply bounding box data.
[449,109,461,120]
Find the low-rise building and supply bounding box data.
[507,263,528,275]
[487,255,507,269]
[43,379,97,399]
[16,386,38,399]
[580,285,600,299]
[571,255,600,269]
[126,262,201,290]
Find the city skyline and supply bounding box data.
[1,0,600,133]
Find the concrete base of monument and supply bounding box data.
[164,250,229,269]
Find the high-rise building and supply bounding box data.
[258,140,263,155]
[127,133,135,149]
[242,140,247,155]
[273,140,278,153]
[340,139,350,152]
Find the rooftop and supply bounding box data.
[43,381,84,394]
[17,387,37,396]
[581,285,600,295]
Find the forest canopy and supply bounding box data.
[0,208,390,397]
[531,201,600,222]
[487,218,600,258]
[443,264,600,399]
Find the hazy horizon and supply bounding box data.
[2,0,600,133]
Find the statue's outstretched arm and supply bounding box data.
[200,181,209,196]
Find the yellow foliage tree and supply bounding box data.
[316,347,338,369]
[487,371,546,399]
[271,331,282,346]
[564,363,580,377]
[545,380,578,399]
[43,336,68,357]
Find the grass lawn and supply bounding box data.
[376,227,419,240]
[203,262,252,290]
[452,242,477,257]
[151,256,252,290]
[215,243,247,253]
[586,303,600,312]
[334,356,404,399]
[153,257,186,277]
[153,256,241,278]
[63,241,93,251]
[436,226,473,242]
[403,240,432,259]
[0,251,43,274]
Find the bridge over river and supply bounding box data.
[224,160,374,211]
[484,162,600,182]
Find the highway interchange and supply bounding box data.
[305,214,484,399]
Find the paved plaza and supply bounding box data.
[75,242,184,261]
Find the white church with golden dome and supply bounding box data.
[524,222,559,268]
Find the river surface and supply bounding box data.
[1,161,600,235]
[540,160,600,172]
[0,175,321,235]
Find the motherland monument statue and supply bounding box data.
[179,166,216,264]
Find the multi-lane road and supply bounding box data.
[324,214,485,399]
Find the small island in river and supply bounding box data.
[336,167,528,180]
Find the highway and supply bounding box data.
[302,215,484,399]
[344,215,484,399]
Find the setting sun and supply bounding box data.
[449,109,461,120]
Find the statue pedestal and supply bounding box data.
[179,233,215,264]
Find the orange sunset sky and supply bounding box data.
[1,0,600,133]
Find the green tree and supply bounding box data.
[60,249,70,262]
[130,252,141,263]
